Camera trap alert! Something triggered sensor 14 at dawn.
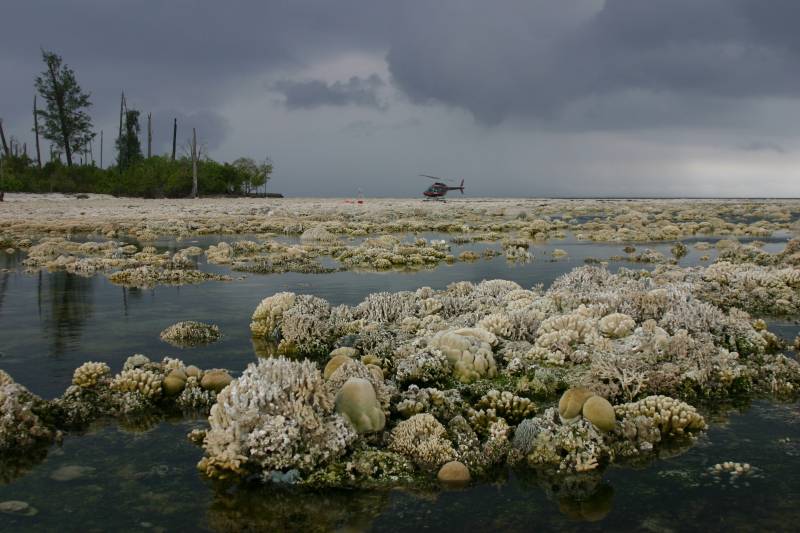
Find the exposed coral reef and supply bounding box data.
[198,358,355,479]
[159,320,221,347]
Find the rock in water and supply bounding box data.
[334,377,385,433]
[437,461,471,485]
[323,354,353,380]
[200,370,233,392]
[582,395,616,432]
[50,465,96,482]
[558,388,595,420]
[162,374,186,396]
[0,500,37,516]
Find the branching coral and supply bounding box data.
[598,313,636,338]
[511,408,606,473]
[110,368,163,400]
[198,357,355,479]
[159,320,221,347]
[72,361,111,388]
[394,347,451,386]
[614,395,706,436]
[250,291,297,338]
[396,385,464,422]
[388,413,456,471]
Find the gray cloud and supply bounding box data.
[272,74,386,110]
[386,0,800,125]
[149,110,231,155]
[2,1,800,196]
[739,141,786,154]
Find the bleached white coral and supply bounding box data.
[388,413,456,471]
[394,347,451,385]
[206,242,234,264]
[478,313,512,338]
[199,357,355,479]
[300,225,339,243]
[598,313,636,338]
[396,385,463,421]
[160,321,221,347]
[250,292,296,337]
[278,294,333,355]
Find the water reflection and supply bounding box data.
[38,272,95,357]
[207,485,391,532]
[1,234,800,531]
[557,483,614,522]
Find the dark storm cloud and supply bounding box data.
[4,1,800,128]
[2,0,800,197]
[386,0,800,125]
[0,0,387,127]
[272,75,386,110]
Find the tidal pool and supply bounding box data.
[1,234,798,532]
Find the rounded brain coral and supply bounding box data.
[428,328,498,383]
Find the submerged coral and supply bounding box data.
[159,321,221,347]
[0,379,53,453]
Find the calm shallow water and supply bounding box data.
[0,234,798,532]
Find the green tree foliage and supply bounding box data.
[34,49,95,167]
[116,109,143,171]
[232,157,273,192]
[2,154,273,198]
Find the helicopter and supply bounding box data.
[419,174,465,199]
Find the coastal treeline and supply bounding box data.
[0,49,272,198]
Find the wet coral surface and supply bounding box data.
[1,196,800,531]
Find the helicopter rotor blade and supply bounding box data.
[419,174,454,183]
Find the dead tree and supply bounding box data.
[147,112,152,158]
[0,118,9,158]
[117,91,126,172]
[118,92,125,142]
[99,130,103,168]
[171,118,177,161]
[33,95,42,168]
[190,127,198,198]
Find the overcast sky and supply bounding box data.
[3,0,800,197]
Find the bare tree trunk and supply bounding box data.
[190,128,198,198]
[118,92,125,172]
[99,130,103,168]
[171,118,177,161]
[0,118,9,158]
[46,59,73,167]
[147,112,152,158]
[33,95,42,168]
